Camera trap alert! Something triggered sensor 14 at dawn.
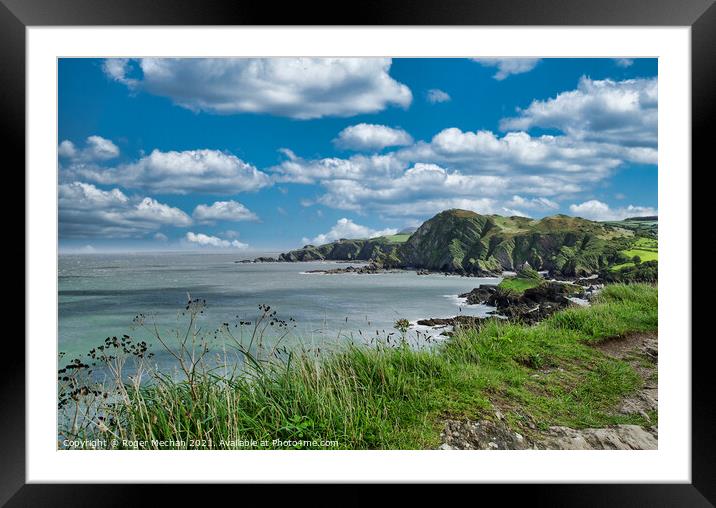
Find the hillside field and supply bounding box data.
[380,233,411,244]
[612,237,658,271]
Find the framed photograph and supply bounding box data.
[9,0,714,501]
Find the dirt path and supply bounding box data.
[594,332,658,424]
[438,333,658,450]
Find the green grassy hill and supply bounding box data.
[278,209,657,276]
[278,236,404,263]
[398,210,634,275]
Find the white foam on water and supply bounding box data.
[442,294,468,307]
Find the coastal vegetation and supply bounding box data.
[497,265,543,294]
[601,260,658,284]
[58,284,657,450]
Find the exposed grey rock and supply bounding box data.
[439,418,530,450]
[416,315,487,329]
[439,419,658,450]
[536,425,657,450]
[459,285,497,305]
[303,263,395,275]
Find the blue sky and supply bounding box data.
[58,57,658,253]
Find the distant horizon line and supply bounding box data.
[58,248,284,256]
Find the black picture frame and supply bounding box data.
[6,0,714,503]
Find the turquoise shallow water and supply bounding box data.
[59,252,500,368]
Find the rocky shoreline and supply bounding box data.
[474,281,578,324]
[303,263,400,275]
[237,257,605,330]
[234,256,610,333]
[238,257,501,277]
[416,315,488,329]
[417,279,599,331]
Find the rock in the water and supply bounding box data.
[303,263,393,275]
[459,285,497,305]
[486,281,574,324]
[416,315,486,329]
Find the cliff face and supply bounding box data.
[276,209,634,275]
[399,210,498,272]
[278,237,401,264]
[396,210,630,275]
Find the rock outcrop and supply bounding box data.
[439,419,657,451]
[416,315,487,328]
[459,285,498,305]
[536,425,657,450]
[440,417,529,450]
[487,283,574,324]
[304,263,394,275]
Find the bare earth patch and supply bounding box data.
[595,332,658,423]
[593,332,658,360]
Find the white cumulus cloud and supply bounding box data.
[614,58,634,68]
[58,135,120,162]
[501,207,531,218]
[568,200,657,221]
[66,148,271,195]
[401,127,654,177]
[103,58,412,119]
[185,232,248,249]
[426,89,451,103]
[333,123,413,151]
[314,163,508,213]
[500,76,657,147]
[375,198,499,219]
[192,200,258,222]
[506,195,559,210]
[102,58,139,87]
[271,150,406,185]
[59,181,192,238]
[271,112,657,222]
[472,58,541,80]
[302,218,398,245]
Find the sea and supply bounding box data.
[58,252,501,370]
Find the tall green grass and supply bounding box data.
[58,284,657,450]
